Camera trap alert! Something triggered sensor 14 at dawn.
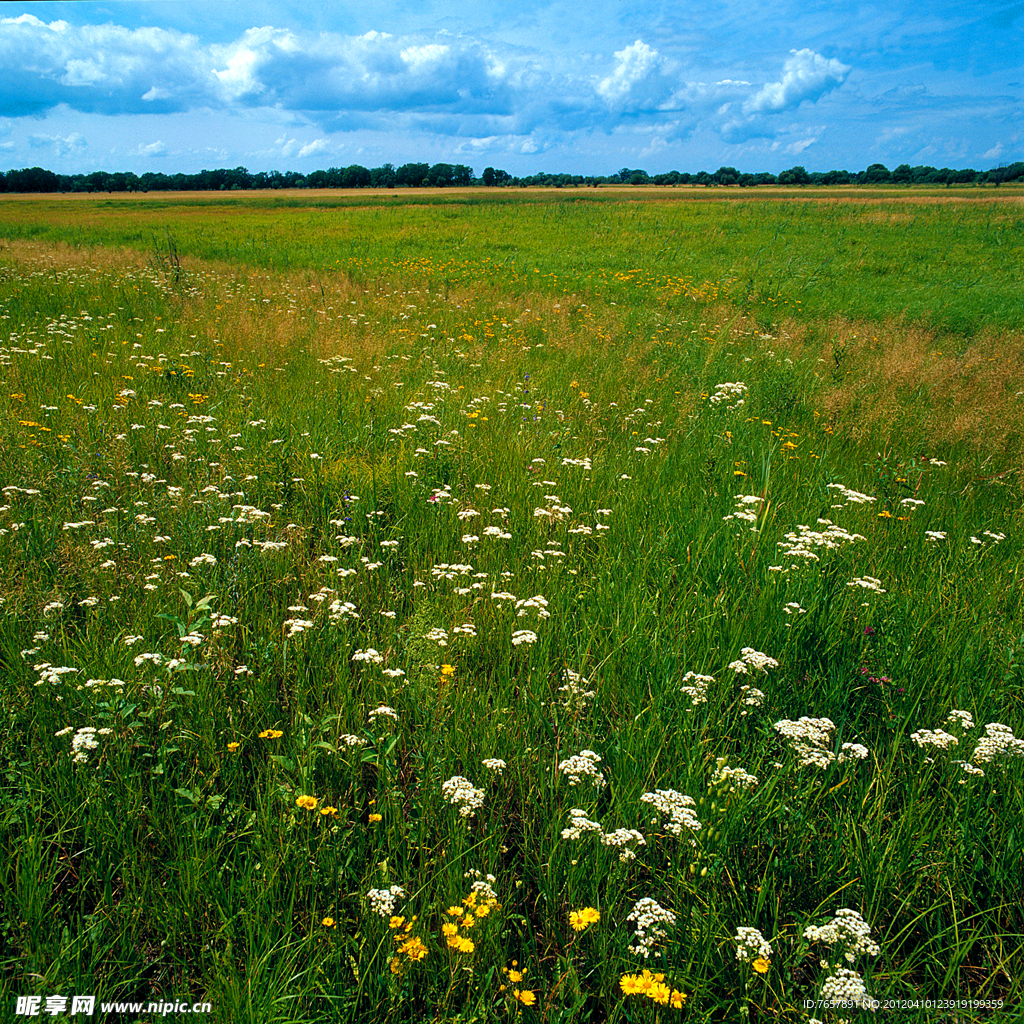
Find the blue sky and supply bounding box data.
[1,0,1020,176]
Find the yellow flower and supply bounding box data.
[319,806,338,817]
[474,903,492,918]
[322,917,336,928]
[648,981,671,1005]
[752,956,770,974]
[620,974,644,995]
[877,510,893,518]
[446,906,464,917]
[440,663,456,677]
[513,989,536,1006]
[400,936,428,961]
[389,916,406,931]
[569,907,600,931]
[296,795,319,811]
[441,922,459,938]
[226,742,240,752]
[368,813,383,824]
[670,989,687,1008]
[455,936,475,954]
[259,728,283,739]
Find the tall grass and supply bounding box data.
[0,196,1022,1023]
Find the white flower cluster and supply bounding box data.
[511,629,538,646]
[738,685,765,714]
[804,909,881,961]
[351,648,384,664]
[707,381,748,409]
[560,668,596,712]
[723,494,764,529]
[826,483,877,506]
[600,827,647,863]
[561,808,604,840]
[847,576,886,594]
[838,742,870,763]
[734,926,772,962]
[910,728,959,750]
[729,648,778,674]
[627,898,677,958]
[515,594,550,619]
[56,725,113,765]
[481,758,506,774]
[368,705,398,725]
[773,717,837,769]
[366,885,405,918]
[558,749,606,788]
[339,733,367,747]
[972,722,1024,764]
[820,968,875,1010]
[640,789,702,842]
[441,775,485,818]
[680,671,713,707]
[711,759,758,791]
[947,709,975,730]
[772,520,866,569]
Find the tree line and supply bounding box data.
[1,160,1022,194]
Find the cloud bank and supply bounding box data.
[0,13,850,148]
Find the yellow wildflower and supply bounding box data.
[258,728,283,739]
[226,742,240,752]
[389,916,405,930]
[368,813,382,823]
[513,990,536,1006]
[569,907,600,931]
[752,956,770,974]
[620,974,644,995]
[670,989,687,1008]
[322,917,335,928]
[295,795,318,810]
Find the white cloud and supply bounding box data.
[597,40,659,103]
[297,138,331,158]
[743,49,850,115]
[28,131,86,155]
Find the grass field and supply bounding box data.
[1,187,1023,1023]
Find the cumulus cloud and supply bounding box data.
[28,131,86,156]
[0,14,854,153]
[743,49,850,115]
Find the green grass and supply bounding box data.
[2,185,1024,335]
[0,193,1022,1023]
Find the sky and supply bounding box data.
[0,0,1020,177]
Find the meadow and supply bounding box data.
[0,186,1023,1023]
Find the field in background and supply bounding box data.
[0,190,1022,1022]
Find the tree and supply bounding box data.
[862,163,891,184]
[396,163,429,187]
[713,166,740,185]
[777,165,811,185]
[370,164,397,188]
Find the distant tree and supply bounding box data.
[694,171,714,186]
[754,172,777,185]
[425,163,455,187]
[737,173,757,187]
[340,165,371,188]
[396,162,429,187]
[777,165,811,185]
[370,163,397,188]
[891,163,913,184]
[713,166,740,185]
[862,163,891,184]
[452,164,475,186]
